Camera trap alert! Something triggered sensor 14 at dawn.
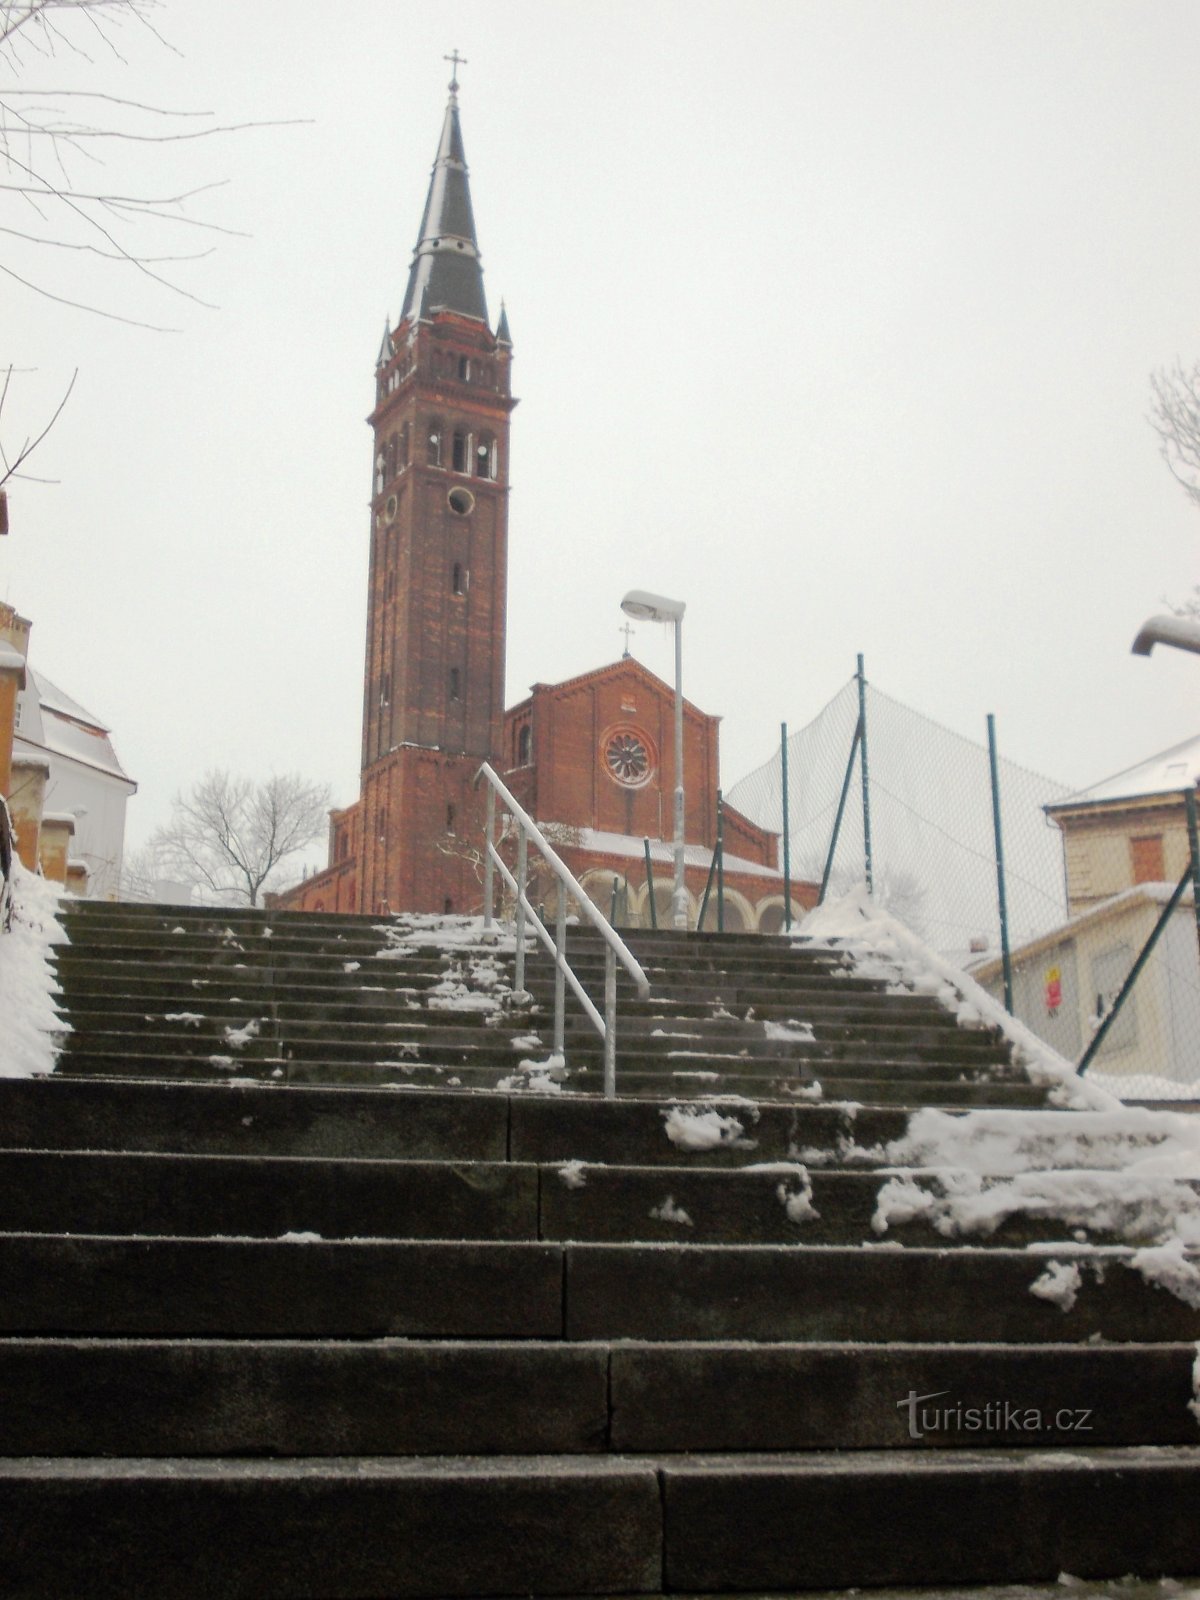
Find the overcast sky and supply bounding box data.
[3,0,1197,867]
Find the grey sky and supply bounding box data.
[3,0,1196,865]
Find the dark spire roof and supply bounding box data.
[495,300,511,347]
[399,84,488,327]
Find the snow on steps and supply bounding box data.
[1,898,1199,1592]
[49,899,1056,1108]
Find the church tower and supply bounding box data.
[358,68,516,913]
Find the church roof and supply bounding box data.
[511,656,716,723]
[1046,732,1200,812]
[15,668,135,787]
[399,85,488,327]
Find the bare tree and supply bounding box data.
[1150,360,1200,512]
[1148,360,1200,617]
[147,771,331,907]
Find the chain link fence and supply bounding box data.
[727,667,1200,1102]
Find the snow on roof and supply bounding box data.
[0,640,26,676]
[1049,733,1200,811]
[17,668,134,787]
[970,880,1195,979]
[562,825,780,880]
[29,669,110,733]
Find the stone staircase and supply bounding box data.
[52,901,1044,1106]
[0,899,1195,1594]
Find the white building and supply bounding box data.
[13,669,136,899]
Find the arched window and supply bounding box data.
[427,423,443,467]
[385,436,397,481]
[374,454,385,494]
[518,725,532,765]
[400,422,410,467]
[451,563,465,596]
[449,667,461,700]
[458,356,471,381]
[452,430,468,473]
[474,434,496,480]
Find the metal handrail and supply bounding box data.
[476,762,650,1097]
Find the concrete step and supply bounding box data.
[0,1150,540,1241]
[0,1149,1162,1249]
[1,1233,1193,1343]
[0,1446,1197,1597]
[658,1445,1200,1593]
[0,1453,662,1600]
[0,1338,1189,1456]
[0,1077,512,1161]
[50,1052,1049,1106]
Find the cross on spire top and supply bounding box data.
[444,49,468,93]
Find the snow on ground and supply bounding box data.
[0,864,68,1076]
[662,1104,758,1151]
[799,886,1115,1111]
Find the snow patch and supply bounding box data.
[0,864,68,1077]
[662,1105,756,1151]
[557,1160,587,1189]
[650,1196,693,1227]
[278,1231,323,1243]
[764,1019,816,1043]
[1029,1260,1083,1311]
[223,1019,261,1049]
[164,1012,204,1027]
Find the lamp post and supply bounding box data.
[1131,614,1200,657]
[621,589,688,930]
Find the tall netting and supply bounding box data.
[727,675,1200,1102]
[728,677,1072,964]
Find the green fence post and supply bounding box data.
[1186,788,1200,961]
[642,838,657,930]
[857,654,874,895]
[780,722,792,931]
[987,713,1014,1013]
[820,715,862,905]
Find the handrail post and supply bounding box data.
[987,712,1014,1012]
[554,889,567,1059]
[514,823,528,992]
[483,785,496,928]
[857,653,874,895]
[780,721,792,931]
[603,943,617,1098]
[716,788,725,934]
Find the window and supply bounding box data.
[379,671,391,705]
[458,356,471,381]
[400,422,410,466]
[475,435,497,480]
[1130,835,1165,884]
[452,430,468,473]
[452,563,466,595]
[446,803,456,831]
[449,667,461,700]
[374,454,385,494]
[518,725,532,765]
[427,425,442,467]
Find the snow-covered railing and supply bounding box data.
[476,763,650,1097]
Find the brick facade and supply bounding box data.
[273,89,814,931]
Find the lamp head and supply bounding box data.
[621,588,686,623]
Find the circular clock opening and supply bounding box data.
[384,494,398,522]
[447,487,475,516]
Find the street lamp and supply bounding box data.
[1132,614,1200,657]
[621,588,688,930]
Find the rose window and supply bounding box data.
[605,731,651,787]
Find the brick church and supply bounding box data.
[276,74,810,935]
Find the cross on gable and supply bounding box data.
[444,49,468,92]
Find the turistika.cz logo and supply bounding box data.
[897,1390,1094,1442]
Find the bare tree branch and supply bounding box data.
[1149,359,1200,512]
[0,362,75,486]
[145,771,332,907]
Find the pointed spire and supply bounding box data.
[399,73,488,327]
[376,319,392,367]
[495,300,512,348]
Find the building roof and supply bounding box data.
[509,656,716,724]
[1047,733,1200,813]
[399,86,488,327]
[15,668,135,787]
[970,879,1194,979]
